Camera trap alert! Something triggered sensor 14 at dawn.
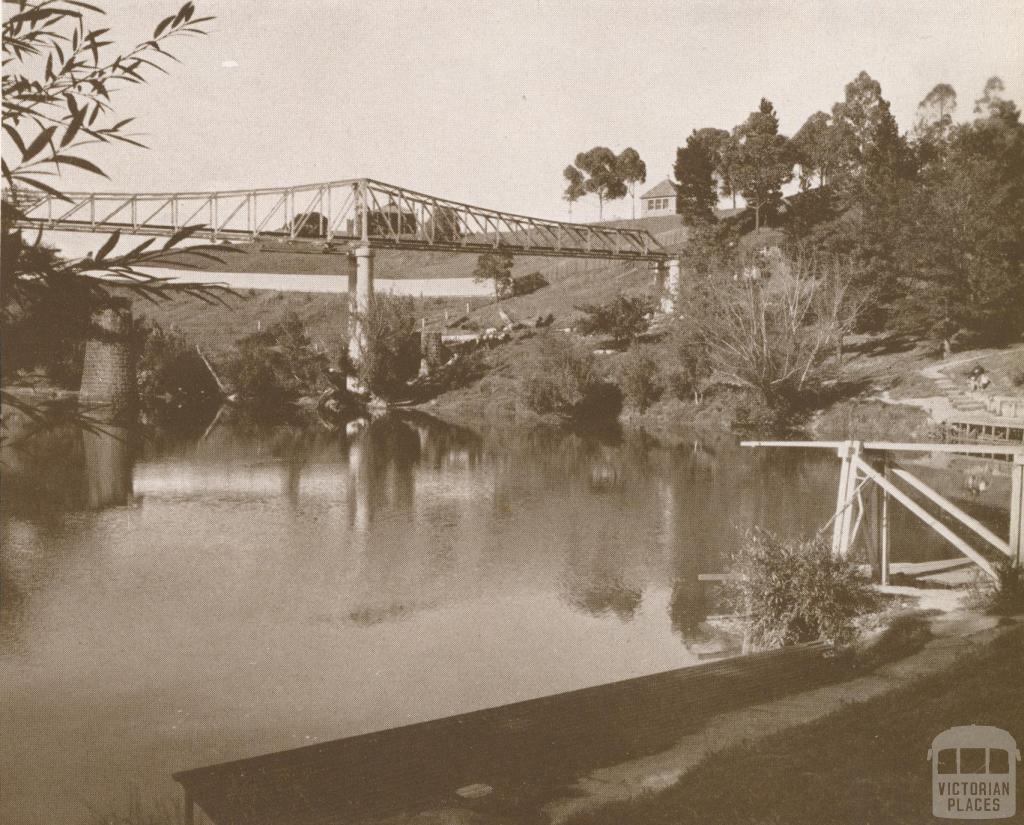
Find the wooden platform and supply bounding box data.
[174,643,834,825]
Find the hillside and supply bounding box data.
[125,215,692,355]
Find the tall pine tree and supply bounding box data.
[674,130,721,224]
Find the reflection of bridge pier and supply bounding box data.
[82,427,134,509]
[347,423,371,531]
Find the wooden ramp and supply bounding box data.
[173,643,833,825]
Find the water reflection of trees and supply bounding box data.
[562,570,643,620]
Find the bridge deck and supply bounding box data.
[173,642,832,825]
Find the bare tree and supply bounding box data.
[690,256,865,408]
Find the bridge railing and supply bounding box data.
[3,178,669,262]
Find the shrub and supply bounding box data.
[224,313,330,409]
[356,293,420,399]
[727,528,878,648]
[731,392,802,436]
[136,322,221,417]
[619,345,662,411]
[574,294,655,347]
[979,559,1024,616]
[512,271,549,296]
[522,333,621,420]
[663,327,712,402]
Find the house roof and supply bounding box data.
[640,179,676,199]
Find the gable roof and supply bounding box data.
[640,179,676,199]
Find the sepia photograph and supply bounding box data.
[2,1,1023,823]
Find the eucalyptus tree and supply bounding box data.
[789,111,838,190]
[562,165,586,215]
[563,146,631,219]
[728,99,793,230]
[615,147,647,219]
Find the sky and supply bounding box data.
[9,0,1024,238]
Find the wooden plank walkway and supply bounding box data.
[174,643,834,825]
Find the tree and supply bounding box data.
[916,83,957,136]
[567,147,628,219]
[673,130,720,224]
[729,98,794,230]
[224,314,330,412]
[829,71,911,197]
[473,249,514,300]
[895,88,1024,349]
[913,84,957,170]
[789,111,838,190]
[689,256,864,411]
[424,205,462,242]
[574,294,655,347]
[356,294,420,399]
[616,147,647,219]
[2,1,223,438]
[562,165,586,215]
[974,76,1016,120]
[717,136,742,209]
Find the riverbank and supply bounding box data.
[415,325,1024,444]
[561,612,1022,825]
[364,594,1018,825]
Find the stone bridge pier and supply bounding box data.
[656,258,681,314]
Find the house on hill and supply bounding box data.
[640,180,676,217]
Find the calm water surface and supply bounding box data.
[0,413,1004,824]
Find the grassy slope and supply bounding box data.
[568,625,1024,825]
[125,215,690,359]
[119,211,1021,438]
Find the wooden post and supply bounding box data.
[834,441,861,557]
[863,451,888,583]
[184,790,195,825]
[832,441,852,555]
[1011,454,1024,565]
[880,458,890,586]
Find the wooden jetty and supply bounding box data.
[743,440,1024,584]
[174,642,834,825]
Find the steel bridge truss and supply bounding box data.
[5,178,668,262]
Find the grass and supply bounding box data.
[813,397,937,441]
[567,625,1024,825]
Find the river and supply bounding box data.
[0,412,1003,824]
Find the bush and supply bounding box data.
[522,333,621,420]
[512,271,549,296]
[663,327,711,402]
[727,528,878,648]
[731,392,803,436]
[574,295,655,347]
[136,322,221,417]
[356,294,420,399]
[979,559,1024,616]
[619,345,662,411]
[224,313,330,410]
